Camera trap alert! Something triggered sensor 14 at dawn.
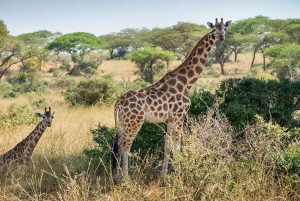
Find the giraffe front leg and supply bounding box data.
[161,118,183,184]
[162,134,172,184]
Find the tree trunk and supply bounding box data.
[234,50,238,62]
[263,54,266,71]
[251,48,257,68]
[220,62,225,75]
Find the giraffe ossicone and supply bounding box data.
[112,18,231,184]
[0,107,55,172]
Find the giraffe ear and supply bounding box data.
[52,111,56,116]
[207,22,215,29]
[225,20,232,28]
[35,113,44,118]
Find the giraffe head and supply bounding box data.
[35,107,55,127]
[207,18,231,41]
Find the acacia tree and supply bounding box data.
[128,47,173,84]
[264,43,300,81]
[47,32,103,74]
[99,28,149,59]
[47,32,103,59]
[145,22,208,61]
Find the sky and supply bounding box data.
[0,0,299,37]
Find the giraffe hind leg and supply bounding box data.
[112,134,120,184]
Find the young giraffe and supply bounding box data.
[0,107,55,171]
[112,18,231,183]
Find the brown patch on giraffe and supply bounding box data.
[129,96,137,102]
[176,83,184,92]
[153,101,158,107]
[205,43,209,48]
[188,61,191,65]
[187,70,194,78]
[169,87,177,94]
[183,96,190,103]
[157,91,163,97]
[163,103,168,111]
[130,114,137,120]
[162,95,167,101]
[209,40,214,45]
[146,98,152,105]
[173,104,179,112]
[34,137,39,144]
[212,34,216,40]
[167,79,176,86]
[169,95,176,102]
[179,68,186,74]
[207,47,211,52]
[160,84,168,91]
[204,53,208,58]
[169,73,176,78]
[158,99,163,104]
[150,94,157,100]
[195,66,202,74]
[197,48,204,55]
[190,78,198,85]
[200,58,206,65]
[136,93,145,99]
[132,109,139,115]
[123,107,129,113]
[205,37,209,41]
[157,105,162,110]
[129,103,136,108]
[192,57,198,64]
[177,75,187,85]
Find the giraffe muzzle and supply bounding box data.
[219,36,225,41]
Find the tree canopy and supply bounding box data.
[47,32,103,58]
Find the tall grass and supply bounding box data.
[0,103,299,200]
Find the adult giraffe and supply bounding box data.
[112,18,231,183]
[0,107,55,171]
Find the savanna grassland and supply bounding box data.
[0,53,299,201]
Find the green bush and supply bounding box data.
[50,76,77,89]
[188,90,215,117]
[0,82,17,98]
[276,144,300,181]
[64,77,119,106]
[217,78,300,131]
[0,103,39,127]
[84,122,165,173]
[7,72,48,94]
[59,60,71,71]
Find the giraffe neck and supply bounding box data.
[154,31,217,92]
[17,121,48,156]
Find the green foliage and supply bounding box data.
[7,71,48,94]
[59,60,71,71]
[0,19,9,39]
[84,122,165,173]
[50,76,76,89]
[0,82,17,98]
[217,78,300,131]
[188,90,215,117]
[128,47,173,84]
[276,144,300,181]
[0,103,39,127]
[64,77,119,106]
[47,32,103,58]
[264,43,300,80]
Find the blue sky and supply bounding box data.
[1,0,299,36]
